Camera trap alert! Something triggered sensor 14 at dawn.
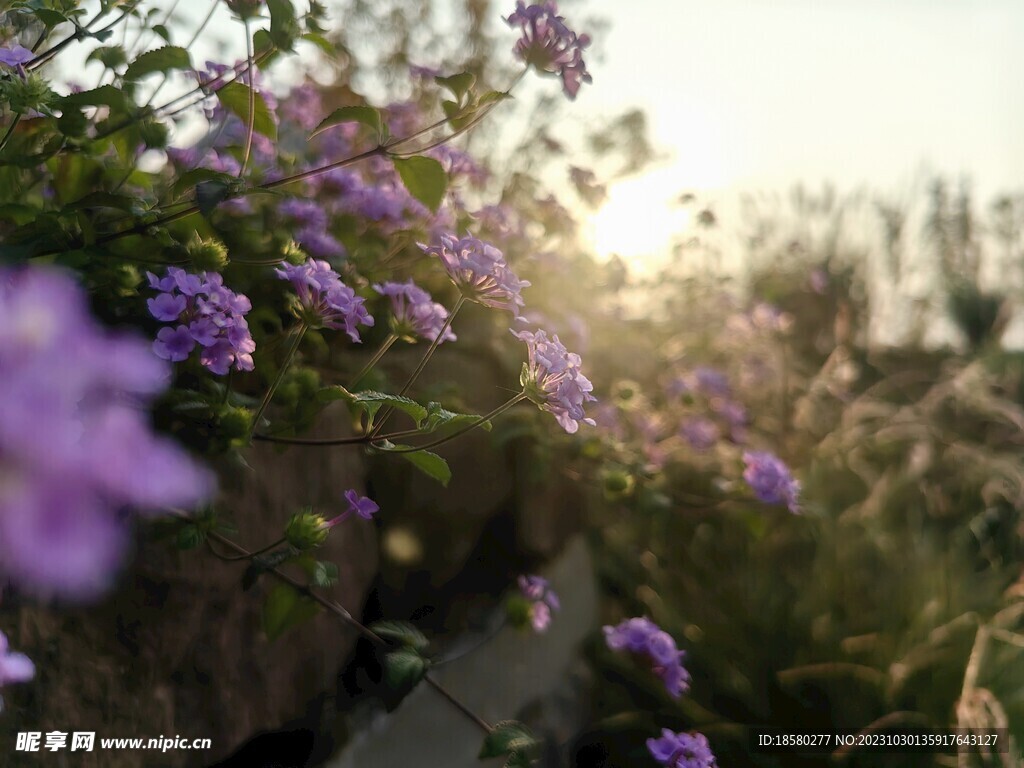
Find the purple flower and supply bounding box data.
[603,617,691,698]
[680,417,720,451]
[0,630,34,688]
[647,730,717,768]
[373,280,456,344]
[514,329,596,434]
[278,198,329,230]
[0,45,33,68]
[743,451,800,513]
[419,233,530,317]
[694,367,730,397]
[275,259,374,340]
[0,267,214,599]
[322,489,379,528]
[505,1,592,99]
[280,83,324,130]
[146,268,255,374]
[517,575,560,632]
[295,227,347,261]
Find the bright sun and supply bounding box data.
[583,165,697,272]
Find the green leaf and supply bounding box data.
[320,387,428,428]
[393,156,448,213]
[382,648,427,690]
[216,81,278,140]
[479,721,538,762]
[86,45,128,70]
[172,168,237,200]
[434,71,475,102]
[311,560,338,588]
[242,546,297,591]
[152,24,170,43]
[262,583,320,641]
[310,105,383,141]
[196,180,233,217]
[371,620,429,652]
[58,85,129,110]
[378,442,452,487]
[124,45,191,81]
[420,402,491,435]
[266,0,298,50]
[176,524,205,550]
[302,32,335,57]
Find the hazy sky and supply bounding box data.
[574,0,1022,260]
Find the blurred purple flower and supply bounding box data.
[373,280,456,344]
[295,227,347,261]
[0,267,214,599]
[275,258,374,340]
[0,630,33,688]
[647,729,717,768]
[680,416,720,451]
[604,617,691,698]
[743,450,800,513]
[505,1,592,99]
[278,198,329,230]
[517,575,560,632]
[280,83,323,130]
[514,328,596,434]
[420,233,530,316]
[147,268,255,374]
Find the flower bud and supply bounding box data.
[217,406,252,440]
[187,235,229,272]
[284,511,329,550]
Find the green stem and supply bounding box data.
[351,333,398,389]
[238,18,256,177]
[382,392,527,453]
[249,323,307,439]
[0,115,22,155]
[251,427,422,446]
[371,295,466,438]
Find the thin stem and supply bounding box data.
[209,535,286,562]
[238,18,256,177]
[0,115,21,155]
[194,522,492,734]
[144,0,218,109]
[381,392,527,453]
[249,324,308,438]
[251,427,421,446]
[371,295,466,438]
[351,333,399,389]
[26,9,130,70]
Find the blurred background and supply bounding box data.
[3,1,1023,767]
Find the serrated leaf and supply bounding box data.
[434,71,475,101]
[393,156,447,213]
[217,81,278,140]
[322,387,428,427]
[371,620,429,652]
[58,85,129,110]
[262,583,320,641]
[124,45,191,81]
[479,721,538,761]
[382,648,427,689]
[420,402,491,435]
[310,105,383,141]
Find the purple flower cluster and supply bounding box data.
[1,267,213,599]
[742,450,800,513]
[420,233,529,316]
[373,280,456,344]
[147,268,255,375]
[0,630,34,689]
[323,489,380,529]
[679,416,720,451]
[517,575,560,632]
[647,730,717,768]
[275,258,374,340]
[603,617,691,698]
[514,329,596,434]
[505,1,592,99]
